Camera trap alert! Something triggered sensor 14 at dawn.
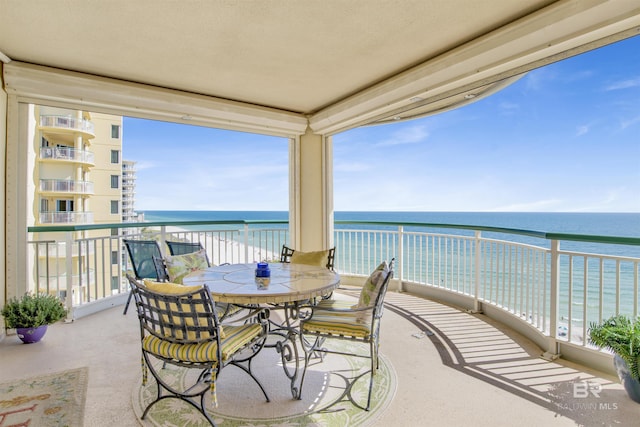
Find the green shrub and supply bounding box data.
[1,293,68,328]
[589,315,640,381]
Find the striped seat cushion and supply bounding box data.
[142,323,263,363]
[302,310,373,339]
[315,299,356,310]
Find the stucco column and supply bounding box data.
[288,128,334,251]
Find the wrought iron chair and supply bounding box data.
[123,239,165,314]
[280,245,336,271]
[164,240,238,319]
[128,275,270,426]
[298,259,394,411]
[166,240,211,266]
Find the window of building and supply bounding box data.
[111,150,120,164]
[111,228,119,236]
[111,175,119,189]
[56,199,74,212]
[111,276,120,291]
[111,124,120,139]
[111,250,118,265]
[110,200,119,214]
[40,199,49,212]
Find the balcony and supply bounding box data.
[39,179,94,195]
[2,269,638,425]
[39,146,95,166]
[15,219,640,425]
[39,115,95,141]
[38,211,93,224]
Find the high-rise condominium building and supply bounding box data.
[29,105,125,302]
[122,160,137,223]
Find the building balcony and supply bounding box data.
[39,211,94,224]
[39,179,94,195]
[1,272,637,426]
[39,146,95,166]
[39,115,95,141]
[17,219,640,425]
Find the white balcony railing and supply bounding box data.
[39,115,95,135]
[39,211,94,224]
[39,179,94,194]
[40,146,95,164]
[26,219,640,368]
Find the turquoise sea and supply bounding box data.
[144,211,640,325]
[143,210,640,257]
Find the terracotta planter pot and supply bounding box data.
[614,355,640,403]
[16,325,48,344]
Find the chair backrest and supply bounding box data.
[127,275,221,345]
[373,258,395,319]
[152,256,170,282]
[124,239,163,280]
[280,245,295,263]
[166,241,211,267]
[325,247,336,271]
[280,245,336,270]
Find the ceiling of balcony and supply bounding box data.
[1,1,639,136]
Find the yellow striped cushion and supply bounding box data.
[315,300,355,310]
[302,313,372,338]
[219,323,264,357]
[142,323,263,363]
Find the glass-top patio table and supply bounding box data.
[183,262,340,305]
[183,262,341,398]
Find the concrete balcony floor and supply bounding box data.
[0,288,636,426]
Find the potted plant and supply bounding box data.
[589,314,640,403]
[1,292,68,343]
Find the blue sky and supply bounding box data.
[123,35,639,212]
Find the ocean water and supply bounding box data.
[144,211,639,327]
[143,210,640,234]
[143,210,640,256]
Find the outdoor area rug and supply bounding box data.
[133,339,397,426]
[0,367,88,427]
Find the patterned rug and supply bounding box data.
[0,367,88,427]
[133,340,397,426]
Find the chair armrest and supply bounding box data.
[221,305,269,325]
[312,305,372,313]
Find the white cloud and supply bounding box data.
[499,101,519,112]
[491,199,563,212]
[132,160,157,170]
[604,77,640,91]
[376,124,429,147]
[524,68,556,91]
[575,125,590,136]
[334,161,370,172]
[620,114,640,130]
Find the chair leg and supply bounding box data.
[298,335,324,400]
[141,355,217,426]
[228,359,270,402]
[123,289,133,314]
[366,339,377,411]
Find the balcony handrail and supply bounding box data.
[39,179,95,194]
[24,218,640,376]
[39,114,95,134]
[27,219,640,247]
[39,146,95,164]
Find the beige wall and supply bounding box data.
[87,112,123,225]
[289,130,333,252]
[0,63,7,330]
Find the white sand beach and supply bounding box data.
[161,226,278,265]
